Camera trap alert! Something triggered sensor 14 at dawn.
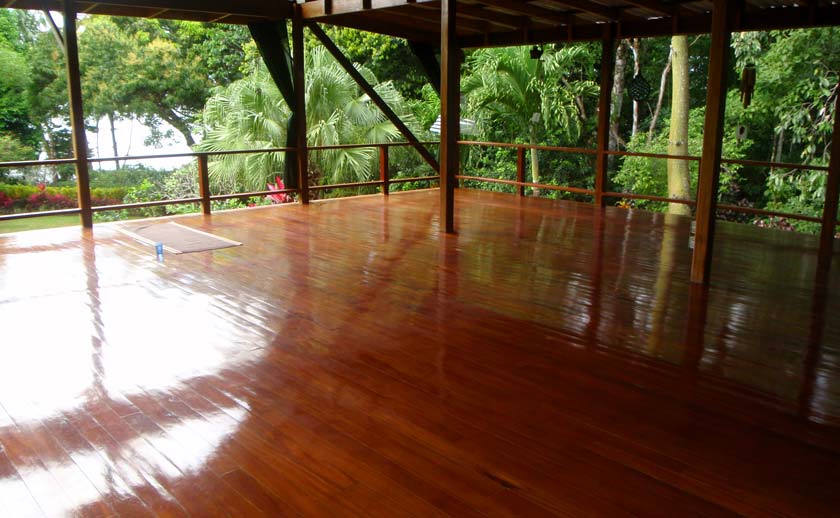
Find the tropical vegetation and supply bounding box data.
[0,7,836,235]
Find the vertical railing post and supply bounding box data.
[440,0,459,233]
[292,4,309,204]
[594,24,616,208]
[817,80,840,276]
[63,0,93,228]
[380,145,390,196]
[690,0,734,284]
[197,154,211,215]
[516,146,526,197]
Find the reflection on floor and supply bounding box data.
[0,188,838,516]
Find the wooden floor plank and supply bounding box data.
[0,189,838,516]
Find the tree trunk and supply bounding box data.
[666,35,692,216]
[648,47,673,144]
[647,213,680,353]
[631,38,641,138]
[529,122,540,196]
[530,57,544,196]
[163,110,196,147]
[609,40,627,156]
[108,113,121,169]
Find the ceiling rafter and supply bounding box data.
[301,0,436,19]
[81,0,288,18]
[472,0,570,25]
[388,6,492,33]
[424,2,528,30]
[622,0,675,16]
[538,0,624,21]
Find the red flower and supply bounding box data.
[266,176,292,204]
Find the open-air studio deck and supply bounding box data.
[1,189,839,516]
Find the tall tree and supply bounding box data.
[666,35,692,216]
[463,45,598,191]
[0,9,39,155]
[74,17,251,149]
[198,47,418,192]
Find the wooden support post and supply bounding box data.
[690,0,733,284]
[63,0,93,228]
[440,0,458,234]
[380,145,390,195]
[308,23,439,172]
[408,41,441,96]
[292,4,309,204]
[594,24,616,208]
[516,147,526,197]
[197,154,211,215]
[817,81,840,275]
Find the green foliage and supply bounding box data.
[199,47,423,192]
[309,27,429,100]
[461,44,600,191]
[614,104,748,211]
[0,182,126,213]
[88,165,170,188]
[0,132,34,161]
[756,28,838,162]
[0,19,38,150]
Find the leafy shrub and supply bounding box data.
[26,184,75,210]
[0,183,127,212]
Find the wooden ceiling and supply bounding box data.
[4,0,840,46]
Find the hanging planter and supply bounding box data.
[628,74,652,102]
[740,64,756,108]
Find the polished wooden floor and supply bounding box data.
[0,189,838,517]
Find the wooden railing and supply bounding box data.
[0,141,439,223]
[1,139,833,228]
[457,140,837,225]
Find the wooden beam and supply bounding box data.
[408,41,441,95]
[379,145,390,195]
[440,0,458,234]
[81,0,289,18]
[63,0,93,228]
[386,6,491,34]
[458,10,707,47]
[197,155,211,215]
[623,0,674,16]
[817,79,840,275]
[540,0,622,21]
[594,24,616,208]
[43,10,64,52]
[319,14,439,44]
[448,3,526,30]
[690,0,733,284]
[293,4,309,204]
[302,0,434,19]
[308,23,440,172]
[472,0,570,25]
[413,1,527,30]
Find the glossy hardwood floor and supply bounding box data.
[0,189,838,517]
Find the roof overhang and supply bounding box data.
[3,0,839,45]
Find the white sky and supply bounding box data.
[87,117,195,171]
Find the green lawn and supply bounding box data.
[0,214,80,234]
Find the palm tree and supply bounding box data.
[198,47,421,193]
[462,45,598,189]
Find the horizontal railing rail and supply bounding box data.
[1,139,832,228]
[0,141,440,224]
[458,140,835,226]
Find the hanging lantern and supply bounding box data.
[628,74,651,102]
[740,64,756,108]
